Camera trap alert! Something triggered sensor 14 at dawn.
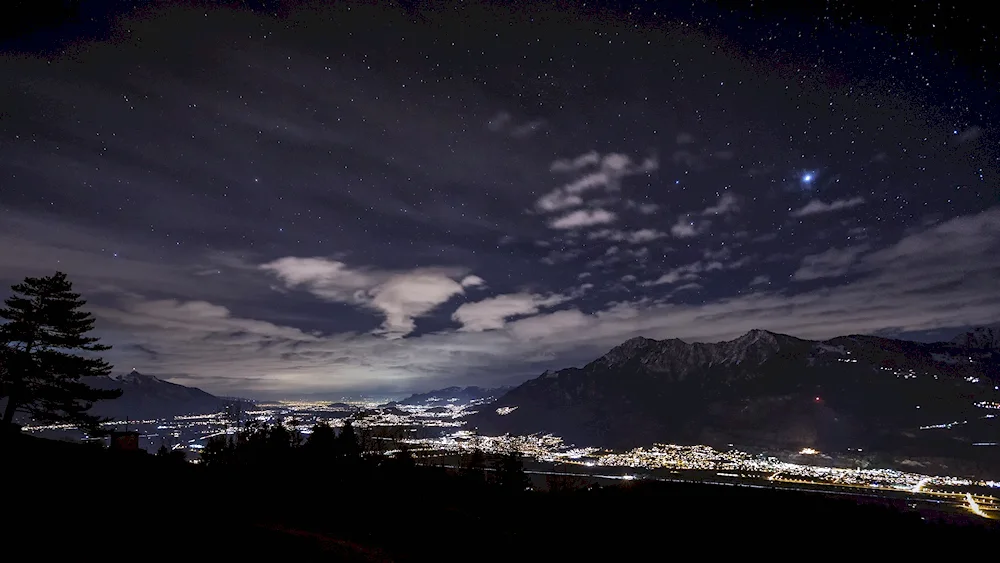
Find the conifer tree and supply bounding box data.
[306,421,337,454]
[267,420,293,452]
[338,418,361,461]
[462,447,488,484]
[200,435,234,466]
[0,272,121,432]
[392,444,416,470]
[494,449,531,492]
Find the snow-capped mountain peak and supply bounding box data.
[116,369,163,384]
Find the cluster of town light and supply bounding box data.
[19,397,999,511]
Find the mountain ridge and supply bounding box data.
[470,328,1000,472]
[951,325,1000,351]
[83,369,224,420]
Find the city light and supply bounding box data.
[966,493,989,519]
[19,396,998,512]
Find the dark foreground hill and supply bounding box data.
[471,329,1000,475]
[4,434,996,560]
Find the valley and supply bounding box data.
[17,328,1000,525]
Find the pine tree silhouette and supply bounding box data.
[1,272,121,432]
[338,419,361,461]
[156,440,187,464]
[200,434,235,466]
[494,450,531,493]
[462,447,488,485]
[305,421,337,465]
[392,444,415,469]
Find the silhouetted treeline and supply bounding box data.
[196,418,532,497]
[4,431,997,560]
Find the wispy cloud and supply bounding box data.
[672,282,702,293]
[641,254,749,287]
[549,208,617,229]
[588,228,666,244]
[550,151,601,173]
[461,275,486,288]
[951,125,983,146]
[664,194,739,240]
[510,119,546,138]
[536,190,585,212]
[486,111,546,138]
[670,215,710,238]
[452,292,569,332]
[641,262,703,286]
[792,245,869,281]
[260,257,473,338]
[487,112,512,131]
[790,196,865,217]
[702,192,740,215]
[534,152,657,213]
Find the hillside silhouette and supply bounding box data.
[5,423,997,560]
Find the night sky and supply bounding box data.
[2,1,998,399]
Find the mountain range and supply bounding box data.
[951,325,1000,351]
[84,369,225,420]
[470,329,1000,472]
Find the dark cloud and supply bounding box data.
[1,2,997,398]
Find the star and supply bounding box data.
[0,0,995,399]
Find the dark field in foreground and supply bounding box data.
[6,435,996,561]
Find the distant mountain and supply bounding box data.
[951,325,1000,351]
[218,395,257,404]
[328,402,360,412]
[470,329,1000,469]
[389,386,512,407]
[83,369,225,420]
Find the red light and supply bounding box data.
[814,397,821,402]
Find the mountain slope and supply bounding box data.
[470,330,1000,463]
[951,325,1000,351]
[83,369,224,420]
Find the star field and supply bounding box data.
[1,1,998,398]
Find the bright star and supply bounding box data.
[802,173,814,183]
